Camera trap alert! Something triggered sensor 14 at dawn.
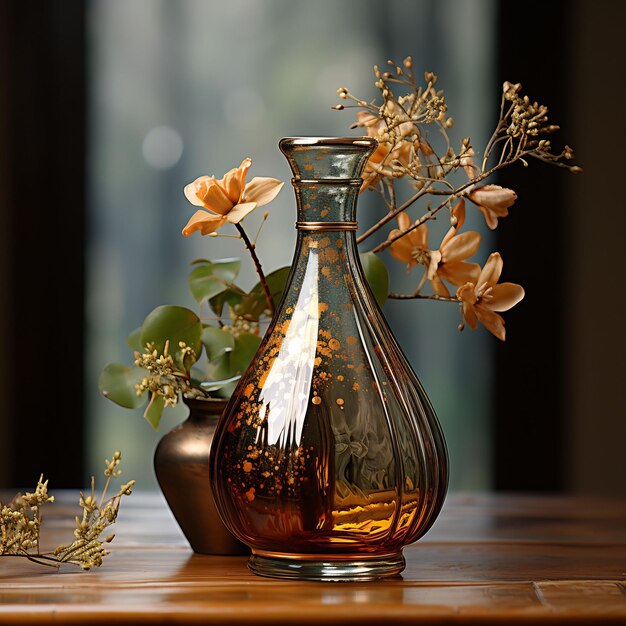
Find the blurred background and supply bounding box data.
[0,0,624,495]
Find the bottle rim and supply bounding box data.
[279,136,378,151]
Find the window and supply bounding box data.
[87,0,496,490]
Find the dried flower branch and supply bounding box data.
[0,452,134,570]
[134,340,201,415]
[334,56,581,340]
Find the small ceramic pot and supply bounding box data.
[154,396,248,555]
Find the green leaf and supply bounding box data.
[99,363,145,409]
[360,251,389,307]
[139,305,203,369]
[203,329,260,383]
[203,327,236,381]
[144,393,165,429]
[203,257,241,281]
[206,355,232,382]
[188,258,242,304]
[209,288,244,317]
[127,326,143,351]
[236,266,291,320]
[230,333,261,374]
[188,266,228,304]
[202,327,235,361]
[200,374,241,393]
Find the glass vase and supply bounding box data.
[211,137,448,581]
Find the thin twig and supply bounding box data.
[357,183,431,244]
[2,553,61,568]
[208,233,241,239]
[413,269,428,295]
[253,212,269,246]
[358,141,476,245]
[370,161,510,254]
[482,98,515,170]
[235,223,274,314]
[388,292,459,302]
[386,179,396,212]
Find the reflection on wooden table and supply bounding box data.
[1,492,625,624]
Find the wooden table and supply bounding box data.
[1,492,625,624]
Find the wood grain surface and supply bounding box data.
[1,492,624,624]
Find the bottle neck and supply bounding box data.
[291,180,362,280]
[293,180,360,227]
[290,229,362,297]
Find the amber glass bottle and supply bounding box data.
[211,137,448,581]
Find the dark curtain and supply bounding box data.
[494,0,569,490]
[0,1,86,487]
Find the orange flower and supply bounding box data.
[361,141,413,191]
[388,212,429,267]
[467,184,517,230]
[388,200,481,297]
[456,252,525,341]
[356,110,415,192]
[355,110,384,136]
[460,147,479,180]
[182,158,283,236]
[356,103,414,139]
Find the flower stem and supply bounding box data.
[388,292,459,302]
[357,184,431,244]
[1,553,61,568]
[235,223,274,315]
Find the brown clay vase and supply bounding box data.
[154,396,248,555]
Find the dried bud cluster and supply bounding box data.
[0,477,53,556]
[221,315,260,339]
[494,81,580,172]
[339,65,469,191]
[134,341,195,408]
[0,454,134,570]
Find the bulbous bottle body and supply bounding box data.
[211,137,448,581]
